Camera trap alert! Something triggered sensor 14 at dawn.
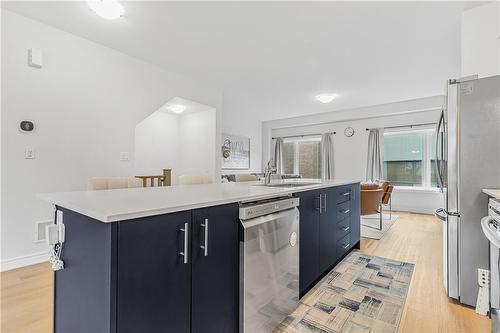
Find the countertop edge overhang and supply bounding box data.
[483,188,500,200]
[37,179,361,223]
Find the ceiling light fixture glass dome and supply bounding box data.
[315,93,337,103]
[87,0,124,20]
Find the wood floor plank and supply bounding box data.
[361,211,490,333]
[1,262,53,333]
[0,212,491,332]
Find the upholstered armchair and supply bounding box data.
[360,181,393,230]
[361,185,385,215]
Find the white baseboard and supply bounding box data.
[0,251,49,272]
[390,205,436,215]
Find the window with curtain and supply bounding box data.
[282,137,321,178]
[383,128,437,188]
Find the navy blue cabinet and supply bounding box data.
[350,183,361,246]
[297,190,321,297]
[297,183,360,297]
[191,204,239,333]
[117,211,192,333]
[54,204,239,333]
[319,186,339,273]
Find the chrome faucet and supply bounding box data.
[264,160,276,185]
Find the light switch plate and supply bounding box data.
[120,152,130,161]
[28,48,43,68]
[24,148,35,159]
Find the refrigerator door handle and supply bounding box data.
[435,110,445,193]
[435,208,447,222]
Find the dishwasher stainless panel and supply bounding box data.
[240,199,299,333]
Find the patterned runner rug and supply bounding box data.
[276,250,414,333]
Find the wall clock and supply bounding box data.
[344,127,355,137]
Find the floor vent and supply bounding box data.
[35,220,54,243]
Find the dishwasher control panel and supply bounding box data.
[239,197,299,220]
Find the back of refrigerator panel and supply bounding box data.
[459,74,500,306]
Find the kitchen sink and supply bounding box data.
[257,182,319,188]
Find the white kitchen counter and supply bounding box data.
[483,189,500,200]
[38,179,360,223]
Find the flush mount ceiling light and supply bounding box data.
[167,104,187,114]
[315,93,337,104]
[87,0,124,20]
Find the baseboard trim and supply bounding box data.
[390,206,436,215]
[0,251,49,272]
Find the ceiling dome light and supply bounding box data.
[167,104,187,114]
[315,93,337,104]
[87,0,124,20]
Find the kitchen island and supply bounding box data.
[39,179,361,333]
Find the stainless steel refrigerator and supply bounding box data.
[435,74,500,306]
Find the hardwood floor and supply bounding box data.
[0,212,491,332]
[1,262,53,333]
[362,211,490,333]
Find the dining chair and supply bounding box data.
[87,177,142,190]
[178,174,213,185]
[234,174,258,182]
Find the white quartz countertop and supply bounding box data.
[483,189,500,200]
[38,179,360,223]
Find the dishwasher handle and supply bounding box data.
[240,207,299,229]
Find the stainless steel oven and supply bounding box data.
[239,197,300,333]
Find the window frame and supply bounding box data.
[383,127,437,190]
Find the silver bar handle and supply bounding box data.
[340,226,350,232]
[341,209,350,214]
[435,110,445,193]
[179,222,189,264]
[200,219,208,257]
[317,195,323,212]
[341,243,350,249]
[323,193,327,213]
[342,191,350,196]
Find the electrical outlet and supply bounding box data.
[478,268,490,287]
[476,268,490,316]
[34,220,53,242]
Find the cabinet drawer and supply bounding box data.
[336,201,351,222]
[336,218,351,240]
[336,186,352,204]
[337,233,351,258]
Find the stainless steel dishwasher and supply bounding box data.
[239,196,300,333]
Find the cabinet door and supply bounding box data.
[297,190,321,297]
[349,183,361,246]
[117,211,192,333]
[319,187,338,273]
[192,204,239,333]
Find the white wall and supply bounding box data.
[1,10,223,270]
[178,109,217,180]
[134,112,180,178]
[134,109,217,185]
[461,2,500,78]
[221,93,262,174]
[263,96,445,214]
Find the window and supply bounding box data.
[282,137,321,179]
[383,128,437,188]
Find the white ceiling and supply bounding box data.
[2,1,470,121]
[158,97,214,116]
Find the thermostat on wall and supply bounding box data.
[20,121,34,132]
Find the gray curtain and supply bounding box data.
[321,133,334,180]
[273,137,284,174]
[366,128,384,181]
